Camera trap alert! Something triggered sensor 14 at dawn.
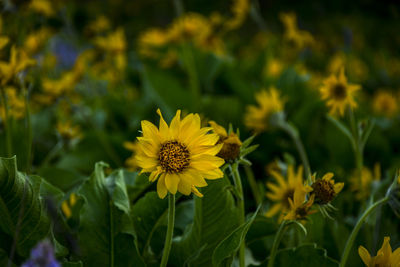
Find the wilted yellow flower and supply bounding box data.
[358,237,400,267]
[56,120,82,140]
[283,185,316,222]
[372,90,398,118]
[224,0,250,30]
[244,87,285,133]
[94,28,126,54]
[279,12,314,50]
[265,165,312,221]
[311,173,344,205]
[24,28,53,55]
[0,46,36,85]
[209,121,242,161]
[135,109,225,199]
[264,58,284,78]
[350,164,380,200]
[29,0,55,17]
[0,87,26,120]
[319,68,361,116]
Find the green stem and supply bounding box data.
[278,121,311,184]
[231,163,245,267]
[23,84,32,172]
[348,108,363,183]
[181,44,201,110]
[172,0,184,16]
[0,87,12,157]
[339,196,389,267]
[244,165,262,205]
[160,193,175,267]
[268,220,288,267]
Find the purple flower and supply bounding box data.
[21,240,60,267]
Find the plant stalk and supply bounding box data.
[244,165,262,205]
[160,193,176,267]
[231,163,245,267]
[268,220,288,267]
[339,196,389,267]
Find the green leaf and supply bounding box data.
[170,176,241,266]
[0,156,51,258]
[212,205,261,266]
[76,163,144,266]
[273,243,339,267]
[131,191,168,258]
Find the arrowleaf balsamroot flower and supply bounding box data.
[244,87,285,133]
[372,90,398,118]
[358,237,400,267]
[136,109,225,199]
[310,173,343,205]
[209,121,242,161]
[265,165,312,221]
[319,67,361,116]
[283,185,316,222]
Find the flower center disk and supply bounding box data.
[332,84,347,100]
[158,140,190,173]
[311,180,335,205]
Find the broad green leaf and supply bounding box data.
[273,243,339,267]
[212,205,261,266]
[131,191,168,258]
[170,176,241,266]
[77,163,144,266]
[246,216,278,245]
[0,156,51,258]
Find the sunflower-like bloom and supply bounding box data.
[319,68,361,116]
[0,87,25,120]
[358,237,400,267]
[29,0,55,17]
[244,87,285,133]
[56,120,82,141]
[265,165,312,221]
[311,173,344,205]
[209,121,242,161]
[279,12,314,50]
[224,0,250,30]
[136,109,225,199]
[283,186,316,222]
[373,90,398,118]
[0,46,36,85]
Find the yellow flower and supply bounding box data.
[224,0,250,30]
[264,58,284,78]
[209,121,242,161]
[358,237,400,267]
[85,15,111,34]
[24,27,53,55]
[0,87,25,120]
[373,90,398,118]
[94,28,126,54]
[265,165,312,221]
[135,109,225,199]
[61,193,78,219]
[56,120,82,140]
[244,87,285,133]
[168,13,212,45]
[350,164,380,200]
[0,46,36,85]
[123,141,140,171]
[283,185,316,222]
[29,0,55,17]
[279,12,314,50]
[138,28,170,57]
[319,68,361,116]
[311,173,344,205]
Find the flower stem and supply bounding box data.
[231,162,245,267]
[0,87,12,157]
[160,193,176,267]
[278,121,311,184]
[244,165,262,206]
[339,196,389,267]
[268,220,288,267]
[348,108,363,180]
